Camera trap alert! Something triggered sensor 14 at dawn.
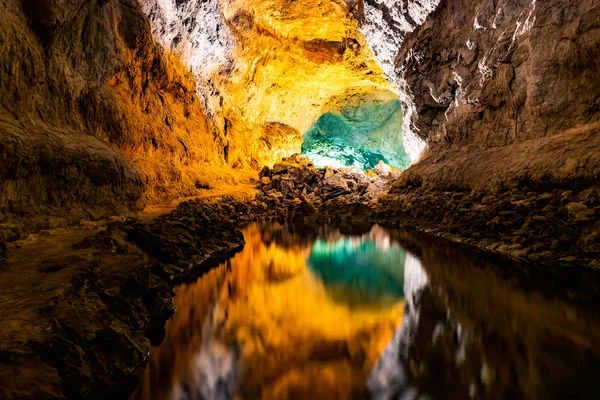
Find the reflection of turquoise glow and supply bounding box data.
[301,100,411,170]
[308,238,406,307]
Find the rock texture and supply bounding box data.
[142,0,398,168]
[357,0,441,160]
[0,201,245,399]
[359,0,600,267]
[254,154,396,224]
[376,184,600,268]
[0,0,235,231]
[139,0,235,114]
[360,0,600,189]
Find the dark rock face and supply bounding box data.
[360,0,600,191]
[0,201,245,399]
[0,240,5,267]
[358,0,600,266]
[126,202,245,282]
[400,0,600,148]
[376,184,600,268]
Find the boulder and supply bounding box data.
[566,203,594,221]
[374,161,392,177]
[280,178,296,198]
[323,175,351,199]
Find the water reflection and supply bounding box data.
[133,223,406,400]
[308,235,406,307]
[133,223,600,400]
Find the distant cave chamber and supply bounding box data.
[301,100,411,170]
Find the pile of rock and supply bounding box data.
[257,154,398,207]
[376,184,600,268]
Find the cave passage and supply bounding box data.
[301,99,411,170]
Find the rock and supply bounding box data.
[373,161,392,176]
[272,163,289,175]
[566,203,594,221]
[259,166,272,179]
[282,153,312,165]
[126,201,245,270]
[0,241,5,268]
[481,196,497,205]
[324,166,336,179]
[195,180,211,189]
[388,171,402,181]
[280,178,295,198]
[579,188,598,203]
[323,175,351,199]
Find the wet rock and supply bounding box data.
[376,185,600,267]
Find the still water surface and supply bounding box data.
[133,223,600,400]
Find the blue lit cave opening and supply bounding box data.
[301,99,411,170]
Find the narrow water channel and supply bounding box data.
[132,223,600,400]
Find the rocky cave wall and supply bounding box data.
[0,0,401,231]
[141,0,398,169]
[359,0,600,191]
[0,0,229,228]
[302,97,410,170]
[3,0,598,228]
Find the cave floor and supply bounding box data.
[0,181,258,399]
[1,157,599,399]
[0,227,134,398]
[140,182,260,220]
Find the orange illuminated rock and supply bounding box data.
[212,0,397,167]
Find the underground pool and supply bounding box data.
[132,222,600,400]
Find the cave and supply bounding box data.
[1,0,600,399]
[301,98,411,170]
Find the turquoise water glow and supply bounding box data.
[308,237,406,307]
[301,100,411,170]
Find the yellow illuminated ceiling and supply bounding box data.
[210,0,397,168]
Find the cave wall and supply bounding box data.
[141,0,397,168]
[359,0,600,191]
[0,0,229,226]
[0,0,399,230]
